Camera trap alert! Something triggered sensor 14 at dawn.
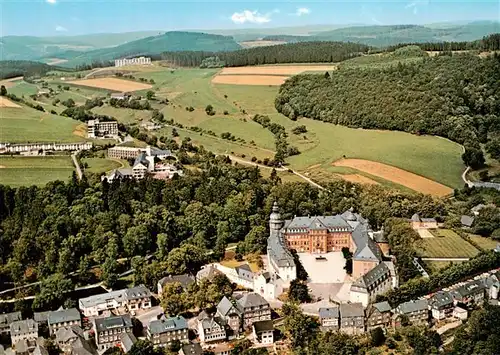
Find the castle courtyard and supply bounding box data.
[298,252,348,284]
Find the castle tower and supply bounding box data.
[269,201,283,234]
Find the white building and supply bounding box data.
[349,262,393,307]
[212,263,254,290]
[197,313,226,343]
[87,119,119,139]
[115,57,152,67]
[0,142,92,154]
[10,320,38,346]
[252,320,274,345]
[78,285,151,318]
[253,272,285,300]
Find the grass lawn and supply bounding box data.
[416,229,480,258]
[0,156,75,187]
[423,260,465,274]
[220,259,260,273]
[0,106,81,143]
[5,81,39,96]
[469,234,499,250]
[92,106,151,125]
[82,158,125,174]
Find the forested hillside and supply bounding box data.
[0,60,69,80]
[158,41,369,67]
[59,31,241,67]
[275,53,500,167]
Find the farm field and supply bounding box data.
[212,75,288,86]
[469,235,499,250]
[332,159,453,197]
[0,156,75,187]
[82,158,124,174]
[92,106,152,125]
[4,81,39,96]
[415,229,480,259]
[0,97,21,108]
[67,78,152,92]
[0,107,81,142]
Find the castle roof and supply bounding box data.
[352,262,390,290]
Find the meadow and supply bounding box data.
[0,156,75,187]
[82,157,124,174]
[415,229,480,259]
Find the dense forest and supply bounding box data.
[385,33,500,52]
[275,53,500,167]
[158,41,370,67]
[0,60,70,80]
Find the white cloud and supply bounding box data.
[296,7,311,16]
[406,0,430,15]
[46,0,57,4]
[55,25,67,32]
[231,10,272,24]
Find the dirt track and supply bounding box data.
[68,78,152,92]
[0,97,21,108]
[333,158,453,197]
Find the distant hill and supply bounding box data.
[0,31,161,61]
[0,60,66,80]
[55,31,242,67]
[263,22,500,47]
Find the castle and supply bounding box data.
[267,202,395,306]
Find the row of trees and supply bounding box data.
[385,33,500,52]
[275,53,500,168]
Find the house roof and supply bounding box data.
[148,316,187,335]
[79,286,150,309]
[0,312,21,327]
[353,237,382,262]
[217,297,241,317]
[373,301,392,313]
[451,279,486,299]
[318,307,339,319]
[252,320,273,333]
[372,230,388,243]
[48,308,80,326]
[352,262,390,290]
[120,332,137,352]
[200,316,225,331]
[124,285,151,300]
[461,215,475,227]
[70,337,96,355]
[237,293,269,309]
[180,343,203,355]
[339,303,364,318]
[133,153,150,169]
[196,265,221,281]
[421,218,437,223]
[158,274,195,290]
[235,264,254,281]
[397,299,428,314]
[55,326,84,343]
[94,315,132,333]
[10,319,37,336]
[33,312,49,324]
[411,213,421,222]
[33,344,49,355]
[429,291,454,309]
[267,229,296,268]
[285,215,351,230]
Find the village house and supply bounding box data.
[350,262,392,307]
[453,307,468,321]
[147,315,188,347]
[212,263,254,290]
[47,308,81,335]
[203,343,231,355]
[365,301,392,330]
[54,325,95,355]
[429,291,454,321]
[252,320,274,345]
[216,297,242,336]
[410,214,438,229]
[460,215,475,228]
[237,293,271,329]
[119,332,138,354]
[179,343,204,355]
[339,303,365,335]
[196,265,222,282]
[94,315,133,352]
[253,272,285,300]
[0,312,21,334]
[33,312,49,326]
[101,168,134,183]
[197,313,226,343]
[10,320,38,347]
[318,307,339,330]
[395,299,429,326]
[450,279,486,307]
[157,274,195,296]
[486,270,500,300]
[78,285,152,317]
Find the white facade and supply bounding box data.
[453,307,468,320]
[254,273,284,300]
[87,119,119,138]
[0,142,92,153]
[212,264,254,289]
[349,290,370,307]
[115,57,152,67]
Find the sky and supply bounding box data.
[1,0,499,36]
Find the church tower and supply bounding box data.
[269,201,283,234]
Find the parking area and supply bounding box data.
[298,252,347,283]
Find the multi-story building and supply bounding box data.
[350,262,392,307]
[197,313,226,343]
[115,57,151,67]
[10,319,38,346]
[216,297,242,336]
[318,307,339,330]
[0,142,92,154]
[54,325,94,355]
[0,312,21,334]
[79,285,152,317]
[157,274,195,296]
[252,320,274,345]
[94,315,133,352]
[237,293,271,329]
[47,308,81,335]
[107,147,142,160]
[87,119,119,138]
[429,291,454,321]
[212,263,255,290]
[339,303,365,335]
[365,301,392,330]
[450,279,486,307]
[253,272,285,300]
[147,316,188,347]
[395,299,429,326]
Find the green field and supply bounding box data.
[423,260,465,274]
[0,107,81,142]
[469,234,499,250]
[416,229,480,258]
[0,156,75,187]
[82,158,125,174]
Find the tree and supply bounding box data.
[0,85,7,96]
[103,347,123,355]
[282,303,318,349]
[160,282,189,316]
[193,274,235,309]
[370,327,386,346]
[123,225,152,256]
[165,244,206,275]
[129,340,163,355]
[205,104,215,116]
[288,279,311,303]
[146,91,155,100]
[462,147,485,169]
[32,273,73,310]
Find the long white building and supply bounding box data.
[0,142,92,153]
[114,57,151,67]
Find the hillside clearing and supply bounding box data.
[212,75,288,86]
[0,97,21,108]
[67,78,152,92]
[219,65,337,75]
[332,158,454,196]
